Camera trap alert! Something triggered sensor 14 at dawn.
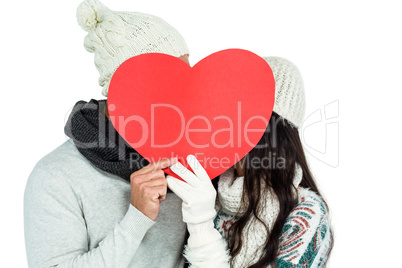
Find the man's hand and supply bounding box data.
[130,158,177,221]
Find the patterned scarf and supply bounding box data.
[64,99,149,182]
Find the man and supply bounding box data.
[24,0,190,267]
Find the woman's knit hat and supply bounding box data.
[76,0,190,96]
[263,57,306,129]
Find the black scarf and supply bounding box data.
[64,99,149,182]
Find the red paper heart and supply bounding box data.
[108,49,275,179]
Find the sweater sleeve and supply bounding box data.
[183,220,231,268]
[23,166,155,268]
[272,193,332,268]
[182,191,332,268]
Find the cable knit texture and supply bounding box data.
[183,220,231,268]
[215,165,303,267]
[217,165,302,215]
[76,0,189,96]
[213,168,332,267]
[264,57,306,129]
[182,57,327,267]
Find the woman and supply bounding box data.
[167,57,334,267]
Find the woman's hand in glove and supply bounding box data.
[166,154,217,224]
[167,155,231,267]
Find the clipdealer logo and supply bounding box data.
[301,100,339,168]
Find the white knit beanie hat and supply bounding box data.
[263,57,306,129]
[76,0,190,96]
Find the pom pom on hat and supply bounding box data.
[76,0,189,96]
[76,0,108,32]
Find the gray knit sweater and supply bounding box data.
[24,139,186,268]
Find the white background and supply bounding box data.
[2,0,401,267]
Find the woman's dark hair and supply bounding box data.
[225,111,334,267]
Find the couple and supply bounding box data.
[23,0,333,267]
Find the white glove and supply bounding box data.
[168,155,231,267]
[166,154,217,224]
